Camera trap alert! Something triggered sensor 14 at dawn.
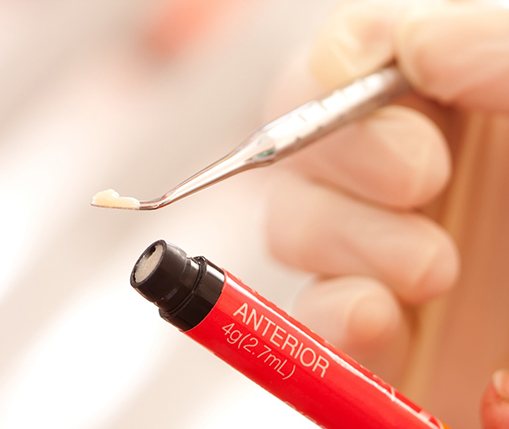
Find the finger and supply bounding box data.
[292,276,411,384]
[481,370,509,429]
[288,105,450,209]
[265,172,459,304]
[307,0,433,89]
[264,0,403,117]
[396,3,509,112]
[265,1,451,209]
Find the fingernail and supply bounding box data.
[309,4,397,90]
[493,370,509,401]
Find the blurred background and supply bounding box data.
[0,0,340,428]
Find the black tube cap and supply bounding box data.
[130,240,200,310]
[130,240,225,330]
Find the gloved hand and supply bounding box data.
[264,1,509,428]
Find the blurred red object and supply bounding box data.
[146,0,239,58]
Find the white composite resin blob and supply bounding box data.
[91,189,140,209]
[133,243,164,283]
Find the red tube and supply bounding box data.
[131,241,449,428]
[186,271,448,429]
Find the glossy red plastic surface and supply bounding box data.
[187,271,448,428]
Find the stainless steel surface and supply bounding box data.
[121,66,409,210]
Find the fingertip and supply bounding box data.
[362,106,451,209]
[309,1,402,90]
[283,105,451,210]
[408,230,460,304]
[482,370,509,429]
[293,276,403,353]
[293,276,410,382]
[346,284,401,350]
[493,370,509,401]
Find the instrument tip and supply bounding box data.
[91,188,141,210]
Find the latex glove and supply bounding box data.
[264,1,509,428]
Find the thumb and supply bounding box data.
[308,0,409,91]
[481,370,509,429]
[396,3,509,112]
